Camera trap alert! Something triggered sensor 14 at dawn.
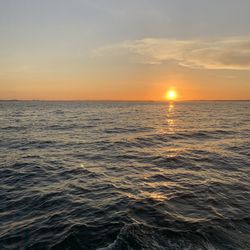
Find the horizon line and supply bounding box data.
[0,99,249,102]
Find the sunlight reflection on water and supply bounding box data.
[166,102,175,134]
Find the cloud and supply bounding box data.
[93,37,250,70]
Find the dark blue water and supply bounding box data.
[0,101,249,250]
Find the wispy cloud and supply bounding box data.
[93,37,250,70]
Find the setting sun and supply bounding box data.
[166,90,177,101]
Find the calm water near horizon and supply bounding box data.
[0,101,249,249]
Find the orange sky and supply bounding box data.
[1,61,249,100]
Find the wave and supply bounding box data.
[98,221,250,250]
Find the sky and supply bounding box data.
[0,0,250,100]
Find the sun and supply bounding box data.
[166,90,177,101]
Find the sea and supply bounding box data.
[0,101,249,250]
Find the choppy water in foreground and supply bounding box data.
[0,101,249,250]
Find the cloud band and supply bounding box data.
[94,37,250,70]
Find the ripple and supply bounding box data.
[0,101,249,249]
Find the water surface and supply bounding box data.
[0,101,249,249]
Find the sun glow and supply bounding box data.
[166,90,177,101]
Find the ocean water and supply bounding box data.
[0,101,249,250]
